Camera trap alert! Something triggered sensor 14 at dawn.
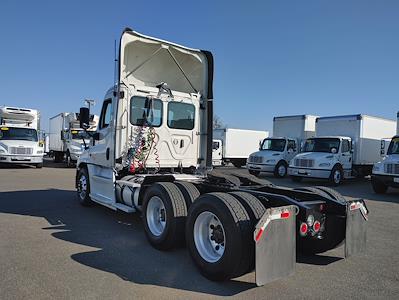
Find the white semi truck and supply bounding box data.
[0,106,44,168]
[74,28,368,286]
[371,112,399,193]
[49,112,98,166]
[288,114,397,185]
[212,128,268,167]
[247,115,317,178]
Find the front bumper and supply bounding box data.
[288,167,331,179]
[372,174,399,188]
[0,154,43,164]
[247,163,276,173]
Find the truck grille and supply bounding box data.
[294,159,314,168]
[249,156,263,163]
[384,163,399,175]
[9,147,33,155]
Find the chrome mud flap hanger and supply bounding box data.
[345,199,369,258]
[253,205,297,286]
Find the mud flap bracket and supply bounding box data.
[254,205,296,286]
[345,199,368,258]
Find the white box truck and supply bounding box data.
[288,114,397,185]
[371,112,399,193]
[49,112,98,166]
[212,128,268,167]
[73,28,368,286]
[247,115,317,178]
[0,106,44,167]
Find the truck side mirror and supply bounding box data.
[92,132,100,141]
[79,107,90,129]
[60,130,64,140]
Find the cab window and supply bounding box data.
[130,96,162,127]
[341,140,350,153]
[167,102,195,130]
[287,140,296,151]
[99,99,112,129]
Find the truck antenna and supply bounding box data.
[84,99,96,111]
[114,39,118,89]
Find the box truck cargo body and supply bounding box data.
[212,128,268,167]
[247,115,317,178]
[371,112,399,193]
[288,114,397,185]
[49,112,98,166]
[0,106,44,167]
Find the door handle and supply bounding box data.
[106,148,110,160]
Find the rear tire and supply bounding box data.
[229,192,266,272]
[371,177,388,194]
[314,186,347,203]
[186,193,252,281]
[54,152,63,163]
[66,152,73,168]
[291,176,303,183]
[142,182,188,250]
[35,163,43,169]
[174,181,200,209]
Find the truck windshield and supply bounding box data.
[0,127,38,142]
[387,137,399,155]
[304,138,340,153]
[261,139,286,152]
[71,130,90,140]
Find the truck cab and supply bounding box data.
[288,136,353,185]
[0,107,44,168]
[372,135,399,193]
[247,137,299,178]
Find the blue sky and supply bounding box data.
[0,0,398,132]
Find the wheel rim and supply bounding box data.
[193,211,225,263]
[278,165,286,177]
[78,174,87,200]
[334,170,341,184]
[146,196,166,237]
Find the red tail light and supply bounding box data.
[281,211,290,219]
[299,223,308,236]
[313,221,321,232]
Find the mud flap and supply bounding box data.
[345,200,368,258]
[254,205,296,286]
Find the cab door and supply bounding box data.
[86,97,116,204]
[340,139,352,175]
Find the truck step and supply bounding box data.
[114,203,136,213]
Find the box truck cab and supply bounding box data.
[49,112,98,166]
[289,115,397,185]
[247,115,317,178]
[212,128,268,168]
[371,112,399,193]
[0,106,44,168]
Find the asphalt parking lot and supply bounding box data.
[1,161,398,299]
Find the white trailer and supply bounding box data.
[49,112,98,166]
[212,128,268,167]
[73,28,368,286]
[247,115,317,178]
[288,114,397,185]
[371,111,399,193]
[0,106,44,167]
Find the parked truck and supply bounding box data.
[49,112,98,166]
[212,128,268,167]
[75,28,368,286]
[288,114,397,185]
[247,115,317,178]
[371,112,399,193]
[0,106,44,168]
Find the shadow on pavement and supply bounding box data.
[297,254,342,266]
[0,189,255,296]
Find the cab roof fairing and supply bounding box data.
[118,29,213,100]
